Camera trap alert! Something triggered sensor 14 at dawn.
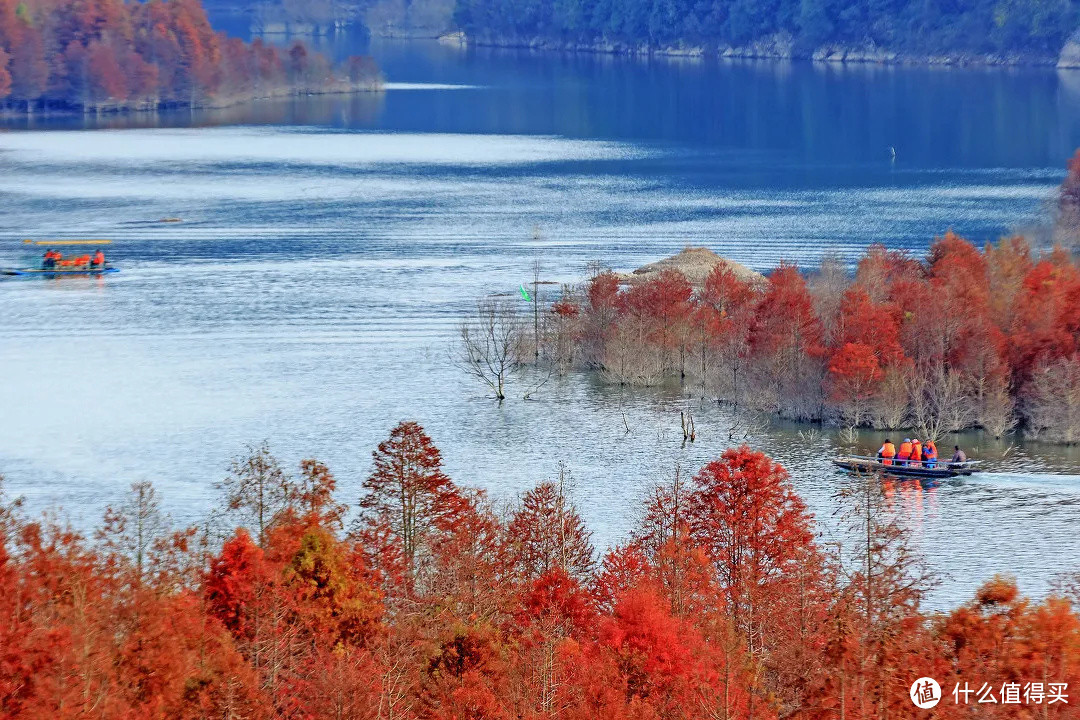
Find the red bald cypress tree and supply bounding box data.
[749,264,826,419]
[695,265,757,403]
[582,271,622,366]
[358,421,460,593]
[827,342,884,427]
[686,446,829,712]
[204,528,271,643]
[506,472,595,585]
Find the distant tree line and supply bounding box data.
[0,0,381,112]
[453,0,1080,59]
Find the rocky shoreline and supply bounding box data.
[442,29,1080,69]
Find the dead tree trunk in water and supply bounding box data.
[532,257,541,361]
[681,409,696,444]
[455,297,524,402]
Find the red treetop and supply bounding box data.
[506,478,595,584]
[835,285,904,366]
[826,342,884,404]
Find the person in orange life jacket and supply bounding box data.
[923,440,938,469]
[911,439,923,467]
[897,438,913,466]
[92,249,105,267]
[877,439,896,466]
[43,250,56,268]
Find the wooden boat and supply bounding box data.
[832,455,979,479]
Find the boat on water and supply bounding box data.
[832,455,979,479]
[3,266,119,276]
[2,239,118,277]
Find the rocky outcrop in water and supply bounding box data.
[618,247,764,287]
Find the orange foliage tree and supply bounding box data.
[4,432,1080,720]
[0,0,378,108]
[356,420,461,594]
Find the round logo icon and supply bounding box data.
[910,677,941,709]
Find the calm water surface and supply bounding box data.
[2,41,1080,608]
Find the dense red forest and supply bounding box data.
[2,423,1078,718]
[542,154,1080,443]
[0,0,380,111]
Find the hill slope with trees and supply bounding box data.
[452,0,1080,62]
[0,0,381,112]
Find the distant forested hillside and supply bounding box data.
[0,0,380,112]
[451,0,1080,58]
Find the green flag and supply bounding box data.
[519,284,532,301]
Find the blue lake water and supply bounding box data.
[1,40,1080,608]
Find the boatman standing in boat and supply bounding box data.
[91,249,105,268]
[877,439,896,465]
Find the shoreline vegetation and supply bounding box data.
[458,152,1080,444]
[0,0,382,116]
[3,429,1080,719]
[356,0,1080,68]
[440,29,1080,68]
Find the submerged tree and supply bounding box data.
[456,297,525,401]
[827,342,884,429]
[1024,355,1080,443]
